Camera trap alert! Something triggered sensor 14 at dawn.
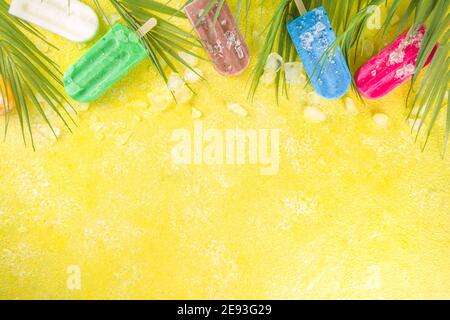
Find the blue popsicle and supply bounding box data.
[287,6,351,99]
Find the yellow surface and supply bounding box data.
[0,1,449,299]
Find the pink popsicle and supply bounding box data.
[355,26,438,99]
[184,0,250,76]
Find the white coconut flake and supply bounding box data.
[304,107,326,123]
[373,113,390,128]
[184,68,203,83]
[147,90,172,111]
[174,86,193,104]
[76,103,90,112]
[109,14,121,24]
[167,73,185,92]
[228,103,248,117]
[191,107,202,119]
[261,71,276,84]
[285,62,306,85]
[179,52,199,66]
[132,101,148,109]
[53,127,62,138]
[345,97,359,115]
[264,52,283,73]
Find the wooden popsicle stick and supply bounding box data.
[294,0,307,15]
[137,18,157,37]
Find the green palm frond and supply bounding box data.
[250,0,449,154]
[0,0,74,149]
[94,0,203,85]
[248,0,293,101]
[406,1,449,156]
[330,0,449,154]
[235,0,252,32]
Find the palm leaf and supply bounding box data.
[0,0,75,149]
[249,0,292,101]
[250,0,449,154]
[332,0,449,154]
[0,0,203,148]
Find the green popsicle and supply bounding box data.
[64,23,151,102]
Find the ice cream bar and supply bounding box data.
[9,0,99,43]
[184,0,250,76]
[355,26,438,99]
[287,6,351,99]
[64,22,155,102]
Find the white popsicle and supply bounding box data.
[9,0,99,43]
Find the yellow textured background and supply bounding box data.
[0,0,449,299]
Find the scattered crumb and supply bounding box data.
[345,97,359,115]
[184,68,203,83]
[304,106,326,123]
[260,72,276,85]
[179,52,199,67]
[168,73,185,92]
[131,101,148,109]
[76,103,90,112]
[284,62,306,85]
[174,86,193,104]
[265,52,283,73]
[109,14,121,24]
[147,90,172,111]
[191,107,202,119]
[228,103,248,117]
[373,113,390,129]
